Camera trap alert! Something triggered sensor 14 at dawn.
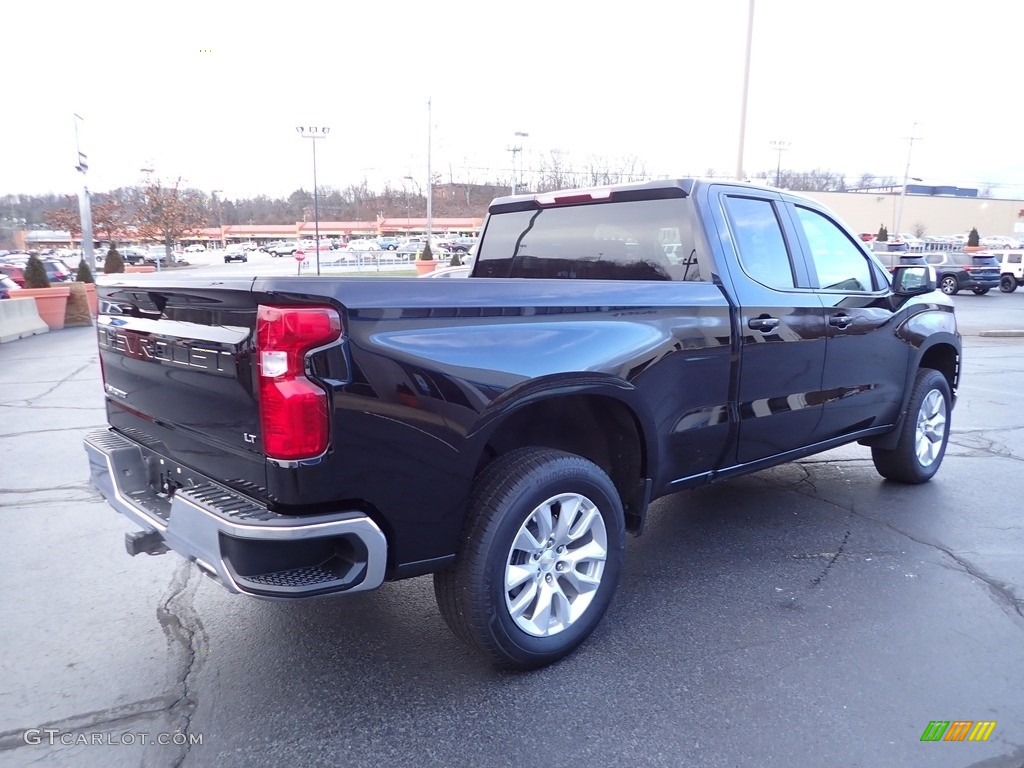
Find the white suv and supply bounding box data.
[997,251,1024,293]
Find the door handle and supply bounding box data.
[747,316,780,332]
[829,314,853,328]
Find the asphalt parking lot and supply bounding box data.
[0,292,1022,768]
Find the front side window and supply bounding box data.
[794,206,874,292]
[475,198,706,281]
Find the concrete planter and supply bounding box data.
[83,282,98,317]
[17,285,71,330]
[63,283,94,327]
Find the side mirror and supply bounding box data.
[892,264,936,296]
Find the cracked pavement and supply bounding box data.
[1,297,1023,768]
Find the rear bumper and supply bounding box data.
[961,274,1000,289]
[84,429,387,599]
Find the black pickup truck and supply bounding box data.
[84,179,960,669]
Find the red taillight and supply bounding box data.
[256,305,342,460]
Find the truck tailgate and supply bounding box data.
[96,281,268,496]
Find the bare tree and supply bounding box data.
[536,149,575,192]
[91,199,130,246]
[43,201,79,234]
[130,177,208,261]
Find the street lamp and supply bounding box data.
[296,125,330,275]
[426,99,433,248]
[403,175,415,234]
[736,0,755,180]
[73,113,96,270]
[211,189,225,250]
[769,140,790,188]
[507,131,529,195]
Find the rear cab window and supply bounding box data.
[474,197,708,281]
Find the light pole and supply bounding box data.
[736,0,755,180]
[426,99,433,249]
[211,189,224,250]
[138,165,163,272]
[894,122,922,238]
[507,131,529,194]
[296,125,329,275]
[769,140,790,188]
[403,175,414,234]
[73,114,95,270]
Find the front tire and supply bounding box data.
[434,448,625,670]
[939,275,959,295]
[871,368,951,483]
[1001,275,1018,293]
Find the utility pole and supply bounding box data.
[769,140,790,188]
[895,123,922,237]
[507,131,529,195]
[296,126,329,275]
[73,114,95,270]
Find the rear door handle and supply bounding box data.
[747,316,780,332]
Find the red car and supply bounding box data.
[0,274,20,298]
[0,258,74,286]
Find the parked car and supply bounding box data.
[395,241,429,260]
[980,235,1020,250]
[446,237,478,253]
[927,252,1001,295]
[0,257,74,285]
[347,239,378,252]
[184,244,206,253]
[996,250,1024,293]
[84,177,959,670]
[265,241,299,257]
[375,237,400,250]
[0,263,24,286]
[0,274,20,298]
[223,248,249,263]
[145,246,184,265]
[119,248,148,265]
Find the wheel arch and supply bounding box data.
[465,377,657,534]
[862,335,960,451]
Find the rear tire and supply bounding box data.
[872,368,951,484]
[1001,275,1018,293]
[971,287,990,295]
[434,448,625,670]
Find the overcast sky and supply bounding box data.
[4,0,1023,200]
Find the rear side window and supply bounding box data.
[475,198,705,281]
[722,196,795,289]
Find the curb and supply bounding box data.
[978,330,1024,337]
